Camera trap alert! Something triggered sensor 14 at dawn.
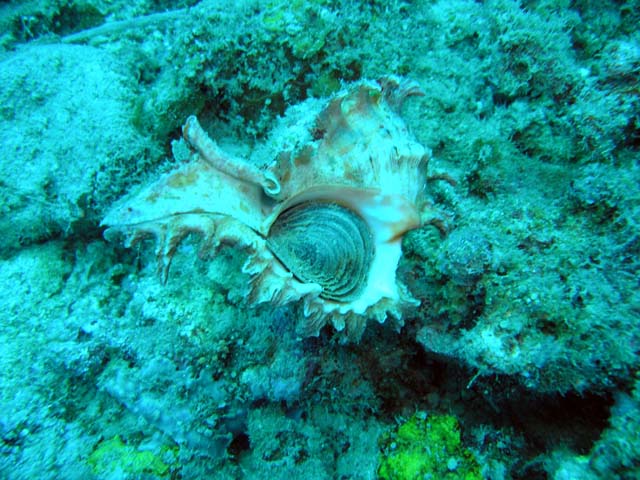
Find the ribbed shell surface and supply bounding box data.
[267,202,374,302]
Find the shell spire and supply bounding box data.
[102,77,435,340]
[378,75,426,111]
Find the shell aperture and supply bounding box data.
[267,202,374,302]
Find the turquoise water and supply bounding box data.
[0,1,638,478]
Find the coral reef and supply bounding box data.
[0,0,638,479]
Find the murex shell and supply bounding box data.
[102,76,432,340]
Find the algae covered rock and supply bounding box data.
[377,413,482,480]
[87,435,172,478]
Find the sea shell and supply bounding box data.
[102,76,433,340]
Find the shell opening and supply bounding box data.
[266,201,374,302]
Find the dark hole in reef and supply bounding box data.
[355,322,441,415]
[227,432,250,461]
[510,390,613,454]
[623,116,640,150]
[294,447,309,465]
[463,373,614,464]
[535,317,562,336]
[468,367,613,456]
[513,462,547,480]
[354,321,613,472]
[492,90,515,107]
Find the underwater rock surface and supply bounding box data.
[0,0,638,479]
[0,43,157,256]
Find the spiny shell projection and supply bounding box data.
[102,77,432,340]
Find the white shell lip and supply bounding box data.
[102,77,432,340]
[261,184,421,239]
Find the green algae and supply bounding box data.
[88,435,172,477]
[378,413,483,480]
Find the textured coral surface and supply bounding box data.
[0,0,638,479]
